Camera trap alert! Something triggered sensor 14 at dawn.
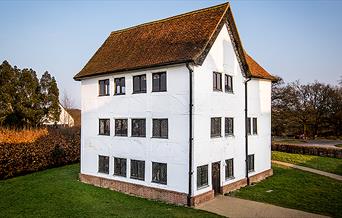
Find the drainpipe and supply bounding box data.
[245,77,252,185]
[186,62,194,206]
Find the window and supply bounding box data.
[98,155,109,174]
[133,74,146,93]
[114,157,126,177]
[99,119,110,135]
[130,159,145,180]
[247,154,255,172]
[197,165,208,189]
[225,117,234,136]
[247,117,251,135]
[225,75,233,92]
[213,72,222,91]
[225,159,234,179]
[211,117,221,137]
[152,72,167,92]
[114,77,125,95]
[131,119,146,137]
[115,119,128,136]
[152,119,168,138]
[253,117,258,135]
[99,79,110,96]
[152,162,167,184]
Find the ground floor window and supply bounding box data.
[225,158,234,179]
[247,154,255,172]
[197,165,208,189]
[152,162,167,184]
[98,155,109,174]
[114,157,126,177]
[130,159,145,180]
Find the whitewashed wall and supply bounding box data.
[192,23,272,196]
[80,64,190,193]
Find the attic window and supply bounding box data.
[225,75,233,93]
[133,74,146,94]
[213,72,222,91]
[152,72,167,92]
[114,77,125,95]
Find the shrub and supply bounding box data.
[0,127,80,179]
[0,128,48,143]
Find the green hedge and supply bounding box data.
[0,127,80,179]
[272,143,342,159]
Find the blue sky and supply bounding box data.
[1,0,341,108]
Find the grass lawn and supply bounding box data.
[272,151,342,175]
[0,164,220,218]
[336,144,342,148]
[230,164,342,217]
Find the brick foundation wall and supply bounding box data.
[221,168,273,194]
[190,190,215,206]
[79,174,188,205]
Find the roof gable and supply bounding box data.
[74,2,274,81]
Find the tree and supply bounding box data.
[61,90,75,110]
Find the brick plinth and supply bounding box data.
[79,174,188,205]
[190,190,215,206]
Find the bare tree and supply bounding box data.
[61,89,75,110]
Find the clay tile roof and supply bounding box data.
[245,53,277,81]
[74,2,275,81]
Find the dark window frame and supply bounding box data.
[225,74,233,93]
[99,79,110,96]
[115,119,128,136]
[247,154,255,172]
[114,157,127,177]
[98,155,109,174]
[152,119,168,139]
[133,74,147,94]
[131,119,146,137]
[152,162,167,185]
[130,159,145,181]
[99,119,110,136]
[213,72,222,91]
[247,117,251,135]
[114,77,125,95]
[152,72,167,92]
[197,165,209,189]
[211,117,221,138]
[225,117,234,136]
[225,158,234,180]
[253,117,258,135]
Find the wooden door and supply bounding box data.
[212,162,221,195]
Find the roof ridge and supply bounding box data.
[110,2,229,35]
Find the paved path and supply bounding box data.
[197,195,328,218]
[272,160,342,181]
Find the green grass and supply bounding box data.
[230,164,342,217]
[0,164,220,218]
[335,144,342,148]
[272,151,342,175]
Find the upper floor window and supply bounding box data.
[213,72,222,91]
[130,159,145,180]
[152,72,167,92]
[247,117,251,135]
[114,77,125,95]
[211,117,221,137]
[98,155,109,174]
[114,157,127,177]
[133,74,146,93]
[253,118,258,135]
[131,119,146,137]
[115,119,128,136]
[225,75,233,93]
[99,119,110,136]
[152,119,168,139]
[225,117,234,136]
[152,162,167,184]
[197,165,208,189]
[99,79,110,96]
[247,154,255,172]
[225,158,234,179]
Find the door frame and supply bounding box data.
[211,161,221,195]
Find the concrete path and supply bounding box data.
[272,160,342,181]
[197,195,328,218]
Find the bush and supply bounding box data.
[0,127,80,179]
[272,143,342,159]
